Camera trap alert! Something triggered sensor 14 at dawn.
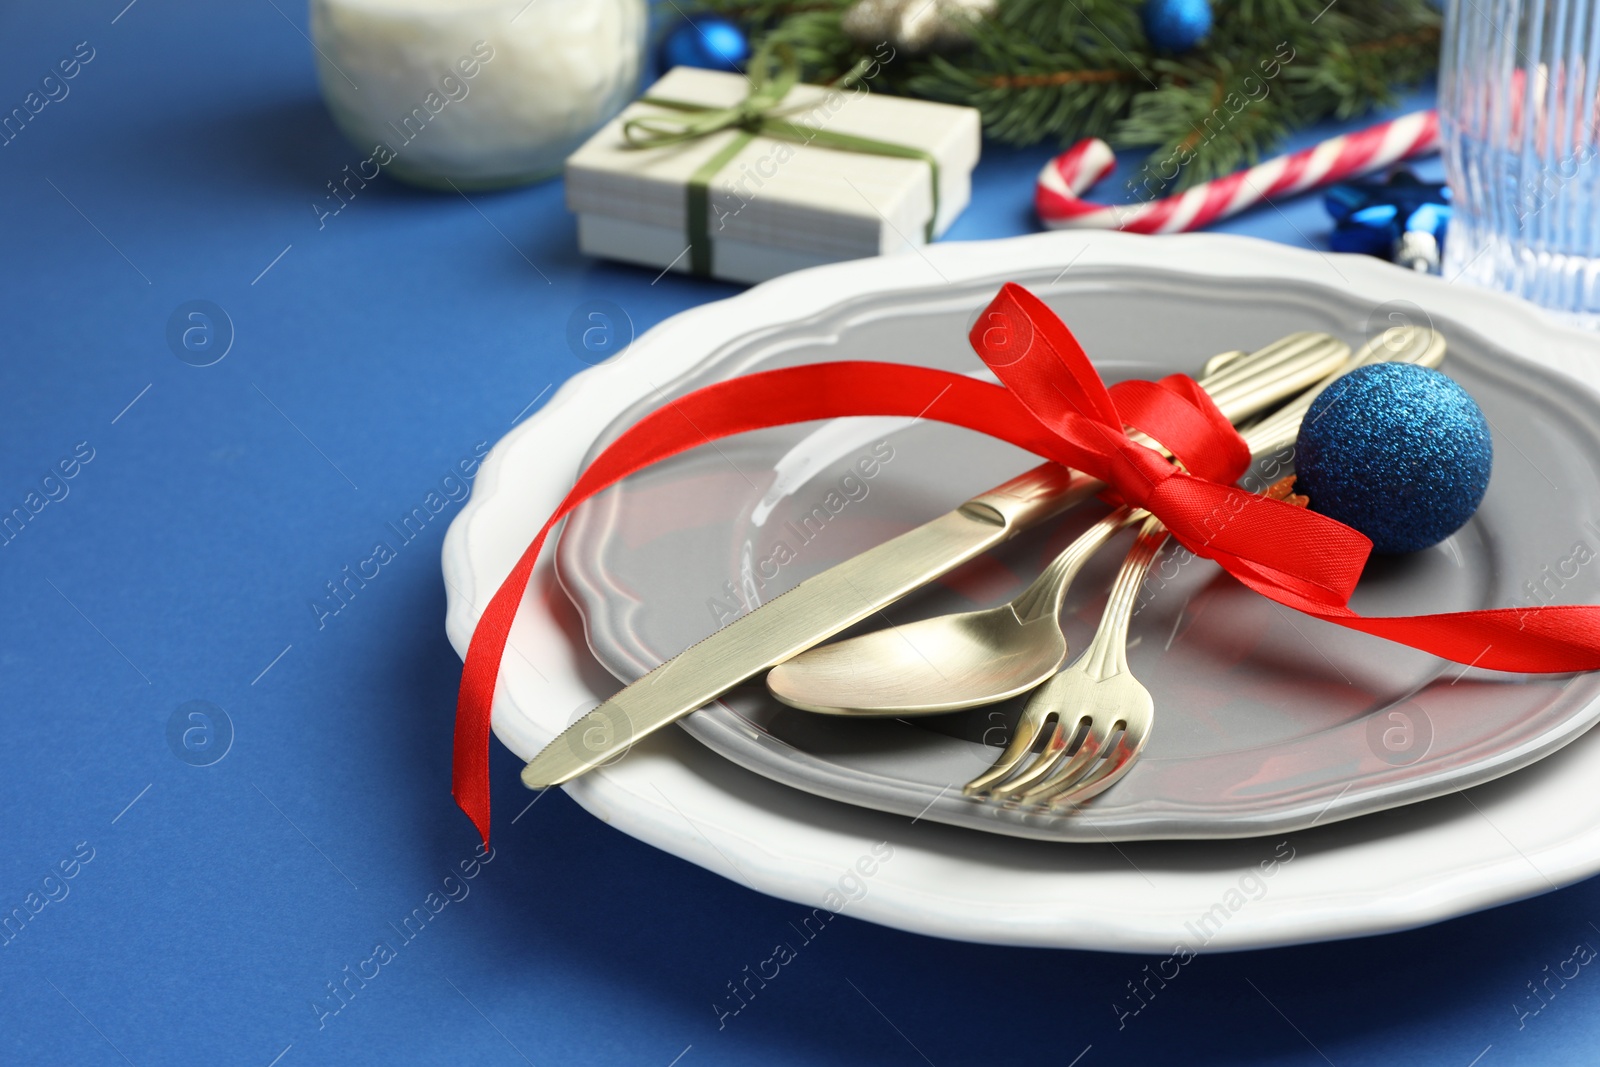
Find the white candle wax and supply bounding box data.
[310,0,646,188]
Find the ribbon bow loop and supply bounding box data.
[968,284,1247,499]
[621,45,805,149]
[967,283,1368,607]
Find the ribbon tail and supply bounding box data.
[452,521,554,844]
[451,360,1102,842]
[1150,477,1372,606]
[1330,605,1600,672]
[1211,563,1600,673]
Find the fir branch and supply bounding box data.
[684,0,847,21]
[760,9,862,78]
[683,0,1442,193]
[984,69,1130,88]
[1112,54,1296,191]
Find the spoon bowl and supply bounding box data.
[766,609,1076,716]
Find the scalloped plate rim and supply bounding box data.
[442,230,1600,952]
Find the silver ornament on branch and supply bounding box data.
[1395,229,1442,275]
[841,0,996,54]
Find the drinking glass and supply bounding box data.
[1440,0,1600,327]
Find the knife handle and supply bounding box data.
[957,334,1351,535]
[959,462,1103,531]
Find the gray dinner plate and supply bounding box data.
[556,265,1600,841]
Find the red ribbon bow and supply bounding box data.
[452,283,1600,844]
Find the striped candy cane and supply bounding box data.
[1036,110,1440,233]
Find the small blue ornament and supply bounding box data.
[658,16,751,73]
[1325,170,1452,273]
[1296,362,1493,555]
[1142,0,1213,53]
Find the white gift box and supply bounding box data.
[565,66,981,284]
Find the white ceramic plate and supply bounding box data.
[443,231,1600,951]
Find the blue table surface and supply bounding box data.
[2,3,1585,1065]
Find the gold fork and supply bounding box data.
[964,511,1166,800]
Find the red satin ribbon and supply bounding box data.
[453,282,1600,843]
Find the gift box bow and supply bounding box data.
[452,283,1600,842]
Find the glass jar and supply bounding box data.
[310,0,647,189]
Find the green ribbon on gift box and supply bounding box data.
[622,47,941,278]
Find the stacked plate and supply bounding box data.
[443,231,1600,952]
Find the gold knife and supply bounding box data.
[522,332,1351,789]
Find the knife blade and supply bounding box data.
[521,332,1351,789]
[525,463,1098,788]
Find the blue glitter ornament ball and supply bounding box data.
[1142,0,1213,53]
[1296,362,1493,555]
[658,16,751,73]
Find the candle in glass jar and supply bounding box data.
[310,0,646,189]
